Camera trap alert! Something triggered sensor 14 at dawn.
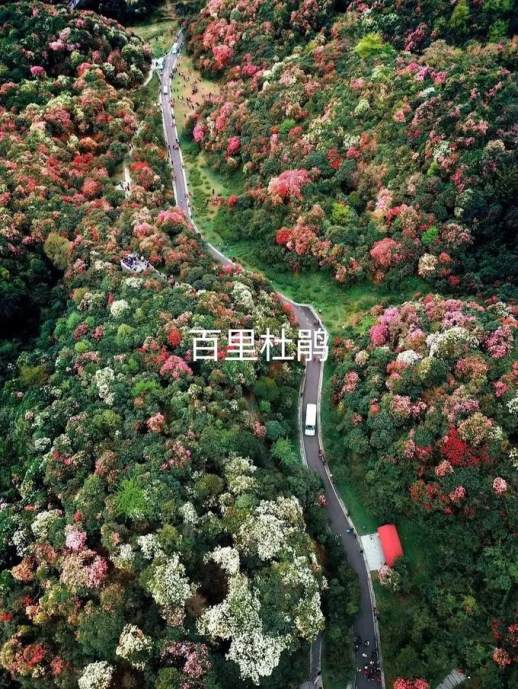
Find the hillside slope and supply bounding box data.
[184,2,518,687]
[188,0,517,292]
[0,4,356,688]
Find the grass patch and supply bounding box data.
[373,582,406,686]
[136,71,161,108]
[188,228,424,337]
[397,519,438,587]
[129,5,178,58]
[172,55,220,131]
[182,149,242,225]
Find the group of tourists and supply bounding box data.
[173,66,215,117]
[354,637,382,684]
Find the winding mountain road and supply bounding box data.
[159,32,384,689]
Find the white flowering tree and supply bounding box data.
[198,573,291,685]
[223,454,257,496]
[198,497,325,683]
[115,624,153,670]
[276,555,326,640]
[206,546,240,575]
[236,497,303,561]
[145,554,194,625]
[78,661,114,689]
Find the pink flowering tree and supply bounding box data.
[268,169,311,202]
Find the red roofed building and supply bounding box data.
[377,524,403,567]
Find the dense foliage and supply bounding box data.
[0,4,358,688]
[2,1,516,687]
[46,0,162,21]
[187,0,517,292]
[0,1,151,373]
[188,0,334,71]
[0,2,149,87]
[184,2,518,687]
[331,294,517,686]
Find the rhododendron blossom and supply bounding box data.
[492,647,512,667]
[449,485,466,503]
[268,169,310,201]
[30,65,46,77]
[165,641,211,680]
[160,355,193,379]
[65,527,86,552]
[212,44,233,69]
[492,477,508,495]
[435,460,453,477]
[226,136,241,154]
[370,323,388,346]
[484,326,513,359]
[157,208,187,228]
[370,238,400,269]
[193,123,205,142]
[393,680,430,689]
[147,413,165,433]
[418,253,438,278]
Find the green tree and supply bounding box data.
[43,232,71,270]
[450,0,471,36]
[271,437,299,468]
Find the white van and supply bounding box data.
[163,85,169,95]
[304,403,317,436]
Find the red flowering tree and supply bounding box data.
[393,680,430,689]
[268,169,311,202]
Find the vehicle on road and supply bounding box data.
[304,403,317,436]
[163,85,169,95]
[162,34,383,687]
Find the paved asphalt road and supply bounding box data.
[160,33,384,689]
